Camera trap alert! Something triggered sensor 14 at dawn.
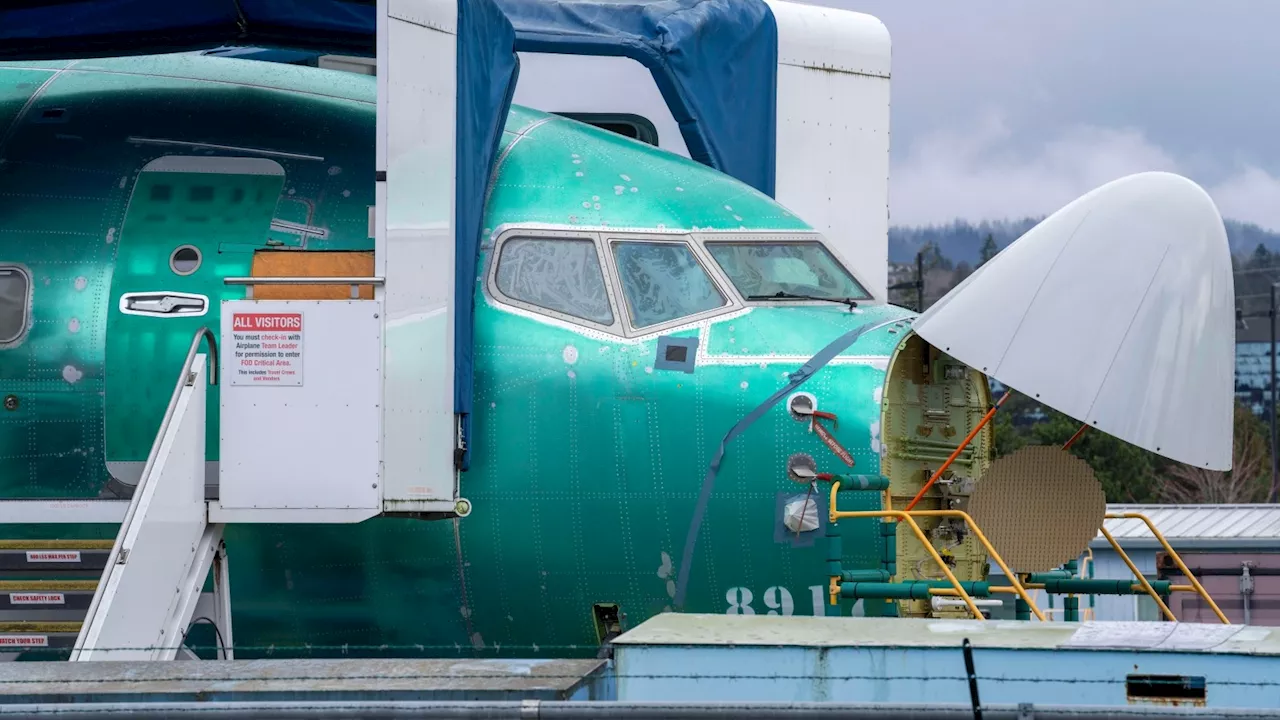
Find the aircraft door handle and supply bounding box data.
[119,292,209,317]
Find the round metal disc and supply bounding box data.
[786,453,818,482]
[967,445,1106,573]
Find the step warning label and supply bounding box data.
[25,551,79,563]
[231,312,304,387]
[0,635,48,647]
[10,593,65,605]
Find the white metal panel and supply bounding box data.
[219,300,382,511]
[74,359,210,661]
[912,172,1235,471]
[380,0,459,508]
[767,0,892,303]
[512,53,690,159]
[767,0,891,78]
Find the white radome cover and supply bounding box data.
[912,172,1235,470]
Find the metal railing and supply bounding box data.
[1099,512,1230,624]
[828,481,1047,621]
[73,327,218,659]
[224,276,386,299]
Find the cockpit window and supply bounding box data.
[612,241,727,329]
[495,237,614,325]
[705,241,871,303]
[0,265,30,347]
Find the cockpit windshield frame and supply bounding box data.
[483,225,746,339]
[693,231,873,307]
[483,226,872,341]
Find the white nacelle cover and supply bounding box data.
[912,171,1235,471]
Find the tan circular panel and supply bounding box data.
[967,445,1106,573]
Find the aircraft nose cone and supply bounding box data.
[912,171,1234,471]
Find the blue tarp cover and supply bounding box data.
[498,0,778,198]
[456,0,520,471]
[0,1,375,59]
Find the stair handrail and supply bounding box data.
[113,326,218,536]
[75,327,217,658]
[141,326,218,479]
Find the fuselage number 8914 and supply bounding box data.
[725,586,829,616]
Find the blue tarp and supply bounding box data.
[0,1,375,60]
[3,0,779,472]
[499,0,778,198]
[456,0,520,471]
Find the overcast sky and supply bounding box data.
[809,1,1280,229]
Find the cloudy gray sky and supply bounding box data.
[809,1,1280,229]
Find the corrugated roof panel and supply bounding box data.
[1099,504,1280,541]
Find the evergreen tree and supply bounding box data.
[978,234,998,266]
[918,240,954,272]
[1250,243,1273,269]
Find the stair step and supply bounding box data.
[0,540,114,574]
[0,580,96,618]
[0,621,81,651]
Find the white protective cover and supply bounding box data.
[911,172,1235,471]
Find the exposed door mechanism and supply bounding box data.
[119,292,209,317]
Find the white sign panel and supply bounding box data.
[25,551,79,563]
[11,593,65,605]
[230,312,304,386]
[220,300,382,514]
[0,635,47,647]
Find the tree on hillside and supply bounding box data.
[1249,243,1274,269]
[918,240,954,272]
[978,234,998,266]
[1159,402,1270,503]
[991,391,1164,503]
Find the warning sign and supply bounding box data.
[230,312,304,386]
[25,551,79,563]
[0,635,48,647]
[10,593,64,605]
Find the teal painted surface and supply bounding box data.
[0,54,915,658]
[486,108,809,233]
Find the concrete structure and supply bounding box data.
[610,614,1280,709]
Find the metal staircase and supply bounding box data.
[0,540,110,656]
[0,329,231,661]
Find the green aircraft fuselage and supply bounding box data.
[0,54,994,657]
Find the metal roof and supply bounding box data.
[1095,504,1280,548]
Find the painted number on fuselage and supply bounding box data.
[725,586,826,616]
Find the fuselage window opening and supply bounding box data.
[494,236,615,326]
[611,240,727,329]
[552,113,659,147]
[705,240,872,305]
[0,265,32,348]
[170,245,203,276]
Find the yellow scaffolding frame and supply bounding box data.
[1101,512,1230,625]
[828,486,1230,625]
[829,481,1048,622]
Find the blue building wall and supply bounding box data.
[1236,342,1276,416]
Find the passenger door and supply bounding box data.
[104,156,285,491]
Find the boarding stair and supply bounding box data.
[0,329,232,661]
[0,540,110,655]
